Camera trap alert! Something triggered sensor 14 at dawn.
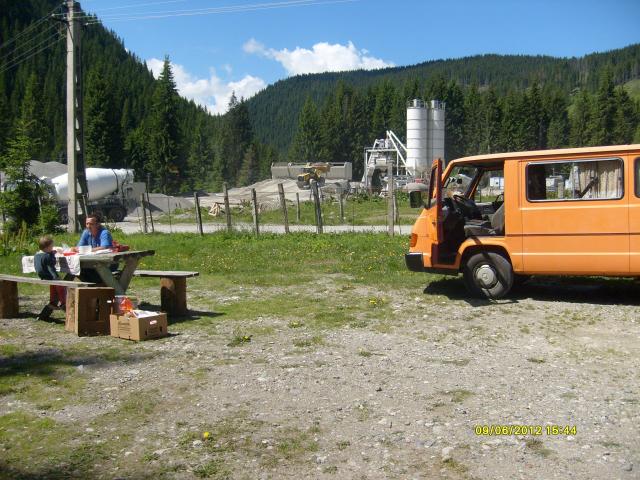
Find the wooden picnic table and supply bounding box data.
[23,249,156,296]
[77,250,155,295]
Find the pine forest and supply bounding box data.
[1,0,640,194]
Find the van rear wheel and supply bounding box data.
[463,252,513,299]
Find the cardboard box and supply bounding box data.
[109,312,168,341]
[66,287,115,336]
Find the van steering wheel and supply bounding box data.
[452,194,482,219]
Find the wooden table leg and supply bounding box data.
[0,280,19,318]
[93,264,125,295]
[160,277,188,316]
[118,257,139,292]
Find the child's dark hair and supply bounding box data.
[38,235,54,250]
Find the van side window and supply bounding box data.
[473,169,504,203]
[526,158,623,201]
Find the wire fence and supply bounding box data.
[135,181,414,236]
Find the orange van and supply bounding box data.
[406,144,640,298]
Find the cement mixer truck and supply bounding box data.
[46,168,146,223]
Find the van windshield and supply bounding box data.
[443,165,478,198]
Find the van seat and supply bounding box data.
[463,203,505,237]
[491,203,505,235]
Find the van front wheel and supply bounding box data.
[463,252,513,299]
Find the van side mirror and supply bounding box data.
[409,190,426,208]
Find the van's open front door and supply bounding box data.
[426,158,444,264]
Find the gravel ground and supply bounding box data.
[0,276,638,479]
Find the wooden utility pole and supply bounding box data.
[66,0,88,233]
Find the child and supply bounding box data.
[34,235,66,314]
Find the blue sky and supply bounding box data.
[82,0,640,113]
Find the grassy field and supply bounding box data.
[0,231,419,285]
[153,194,419,226]
[0,231,430,331]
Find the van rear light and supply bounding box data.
[410,233,417,247]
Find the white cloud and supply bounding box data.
[243,39,394,76]
[147,58,266,114]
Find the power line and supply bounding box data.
[0,3,64,52]
[0,22,60,64]
[90,0,188,11]
[0,28,65,75]
[66,0,330,19]
[65,0,357,23]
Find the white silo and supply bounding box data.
[427,100,446,167]
[406,99,428,176]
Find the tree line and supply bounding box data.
[289,71,640,180]
[1,0,639,206]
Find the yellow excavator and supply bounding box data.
[296,163,331,189]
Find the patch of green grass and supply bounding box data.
[355,402,371,421]
[560,391,577,400]
[448,389,474,403]
[442,457,468,473]
[0,344,21,356]
[525,438,554,457]
[438,358,470,366]
[227,334,252,347]
[116,389,161,418]
[272,427,319,461]
[372,322,393,333]
[358,349,372,357]
[336,440,351,450]
[0,411,114,477]
[0,348,90,409]
[292,335,325,348]
[599,440,621,448]
[527,357,545,364]
[193,458,232,479]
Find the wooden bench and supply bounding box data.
[0,274,94,319]
[0,274,116,336]
[133,270,199,316]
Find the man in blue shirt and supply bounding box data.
[76,214,113,251]
[75,214,114,283]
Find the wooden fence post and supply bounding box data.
[338,184,345,223]
[146,189,155,233]
[251,188,259,236]
[278,183,289,234]
[295,192,301,222]
[311,180,323,234]
[139,194,148,234]
[194,192,203,236]
[223,182,232,233]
